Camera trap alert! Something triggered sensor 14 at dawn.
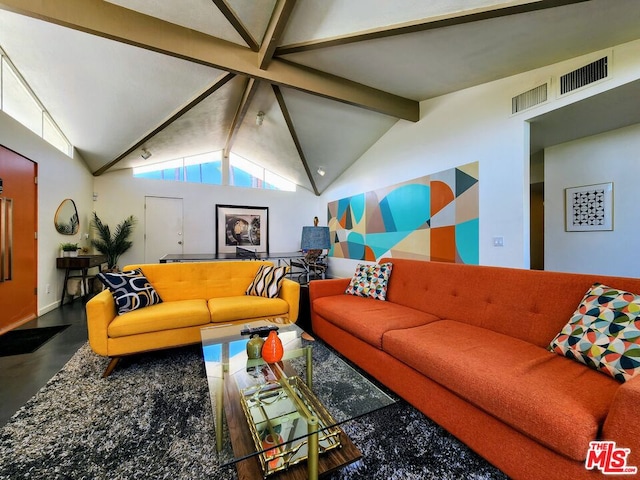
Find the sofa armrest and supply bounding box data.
[602,375,640,466]
[309,278,350,302]
[85,289,116,356]
[279,278,300,322]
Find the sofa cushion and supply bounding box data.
[97,268,162,315]
[123,261,275,300]
[345,262,393,301]
[313,294,439,349]
[108,299,210,338]
[246,265,288,298]
[209,296,289,322]
[549,283,640,383]
[383,320,621,461]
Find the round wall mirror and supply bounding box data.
[55,198,79,235]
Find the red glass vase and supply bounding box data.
[261,330,284,363]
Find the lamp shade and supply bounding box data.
[300,226,330,251]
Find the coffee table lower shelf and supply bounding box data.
[223,367,362,479]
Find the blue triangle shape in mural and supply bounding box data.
[455,169,478,197]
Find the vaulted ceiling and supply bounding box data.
[0,0,639,194]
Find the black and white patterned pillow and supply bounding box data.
[246,265,288,299]
[97,268,162,315]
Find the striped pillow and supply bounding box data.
[246,265,288,298]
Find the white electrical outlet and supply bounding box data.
[493,236,504,247]
[46,283,51,294]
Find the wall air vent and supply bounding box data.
[560,57,608,95]
[512,83,548,114]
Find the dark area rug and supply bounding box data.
[0,342,509,480]
[0,325,70,357]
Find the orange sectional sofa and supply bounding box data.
[309,258,640,480]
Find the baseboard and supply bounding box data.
[38,301,61,316]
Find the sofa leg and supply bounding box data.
[102,357,121,378]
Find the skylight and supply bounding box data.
[133,150,296,192]
[0,47,72,156]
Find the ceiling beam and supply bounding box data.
[211,0,259,51]
[223,77,259,158]
[259,0,297,70]
[95,72,236,176]
[272,85,319,196]
[275,0,591,55]
[0,0,418,122]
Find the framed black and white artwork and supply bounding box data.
[565,182,613,232]
[215,204,269,253]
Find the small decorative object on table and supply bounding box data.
[261,330,284,363]
[246,334,265,359]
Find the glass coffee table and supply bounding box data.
[201,318,396,479]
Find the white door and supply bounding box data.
[144,196,183,263]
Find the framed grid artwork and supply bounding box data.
[565,182,613,232]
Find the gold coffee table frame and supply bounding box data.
[202,319,370,479]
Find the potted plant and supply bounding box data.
[90,212,136,271]
[60,242,79,257]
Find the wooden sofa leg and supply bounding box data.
[102,357,121,378]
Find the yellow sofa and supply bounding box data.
[86,261,300,376]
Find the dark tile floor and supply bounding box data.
[0,300,88,427]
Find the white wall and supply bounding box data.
[93,170,323,268]
[1,111,323,315]
[0,111,94,315]
[544,123,640,277]
[322,39,640,279]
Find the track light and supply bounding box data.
[141,148,152,160]
[317,167,326,176]
[256,111,265,126]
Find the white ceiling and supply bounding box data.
[0,0,639,194]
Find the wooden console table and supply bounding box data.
[56,255,108,305]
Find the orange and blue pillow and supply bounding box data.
[345,262,393,301]
[548,283,640,382]
[97,268,162,315]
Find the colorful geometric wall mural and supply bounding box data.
[328,162,479,264]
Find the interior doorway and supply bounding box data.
[0,145,37,334]
[529,151,545,271]
[530,182,545,270]
[144,196,184,263]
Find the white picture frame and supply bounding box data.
[565,182,613,232]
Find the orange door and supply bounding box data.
[0,145,37,333]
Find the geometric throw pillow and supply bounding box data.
[548,283,640,382]
[246,265,288,299]
[345,262,393,301]
[96,268,162,315]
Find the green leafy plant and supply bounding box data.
[90,212,136,270]
[60,242,79,252]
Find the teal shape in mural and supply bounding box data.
[456,218,479,265]
[336,194,365,230]
[378,197,396,232]
[367,232,412,258]
[346,231,366,259]
[380,184,430,232]
[350,193,366,224]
